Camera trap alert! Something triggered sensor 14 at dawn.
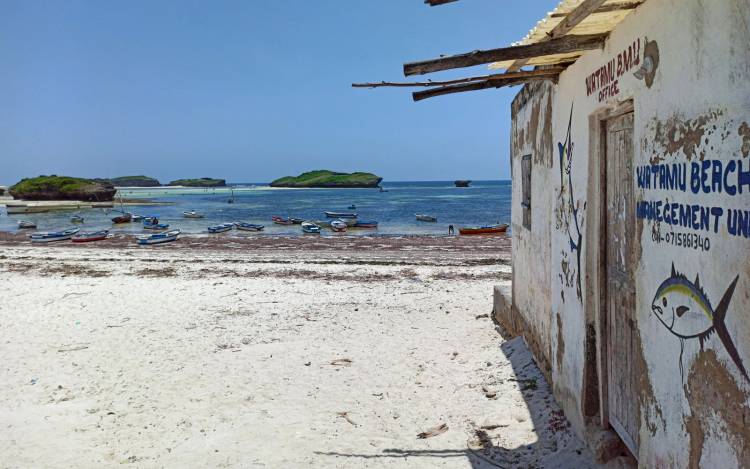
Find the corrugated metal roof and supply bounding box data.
[489,0,644,70]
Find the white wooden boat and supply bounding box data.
[416,214,438,222]
[137,229,180,245]
[72,230,109,243]
[330,219,348,232]
[29,228,79,243]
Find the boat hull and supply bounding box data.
[137,230,180,245]
[236,224,264,231]
[458,224,509,236]
[72,231,109,243]
[324,212,357,219]
[30,228,80,243]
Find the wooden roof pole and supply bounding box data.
[403,33,606,76]
[352,67,564,89]
[425,0,459,5]
[411,74,555,101]
[506,0,608,71]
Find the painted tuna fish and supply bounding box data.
[651,263,747,382]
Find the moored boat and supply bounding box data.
[143,223,170,230]
[289,217,304,224]
[272,216,294,225]
[130,214,143,222]
[70,214,85,223]
[183,210,204,218]
[415,214,438,222]
[324,211,357,219]
[353,220,378,229]
[72,230,109,243]
[137,229,180,245]
[330,219,348,232]
[111,213,132,224]
[235,222,264,232]
[29,227,80,243]
[301,222,321,234]
[208,223,234,233]
[458,223,509,236]
[17,220,37,229]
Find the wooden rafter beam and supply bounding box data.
[425,0,459,5]
[507,0,607,72]
[411,74,555,101]
[403,33,606,76]
[549,1,643,17]
[352,67,565,89]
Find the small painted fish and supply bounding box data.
[651,263,746,382]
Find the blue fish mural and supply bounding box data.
[651,264,747,382]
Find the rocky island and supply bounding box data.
[168,178,226,187]
[454,180,471,187]
[109,175,161,187]
[270,170,382,188]
[9,175,117,201]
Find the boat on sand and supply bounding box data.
[137,229,180,245]
[18,220,36,229]
[324,211,357,219]
[208,223,234,233]
[330,219,348,232]
[272,216,294,225]
[29,228,79,243]
[111,213,132,224]
[72,230,109,243]
[458,223,509,236]
[235,222,264,232]
[353,220,378,229]
[302,222,321,234]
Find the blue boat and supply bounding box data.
[29,227,80,243]
[143,223,170,230]
[301,222,321,234]
[208,223,234,233]
[137,229,180,245]
[235,222,264,232]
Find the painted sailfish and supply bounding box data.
[651,263,747,382]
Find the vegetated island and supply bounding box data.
[270,170,383,188]
[454,180,471,187]
[9,175,117,201]
[168,178,226,187]
[108,175,161,187]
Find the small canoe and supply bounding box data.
[18,220,37,229]
[235,223,264,232]
[143,223,170,230]
[183,210,204,219]
[301,222,321,234]
[71,215,85,223]
[330,219,348,232]
[29,228,80,243]
[416,214,438,222]
[272,216,294,225]
[324,211,357,219]
[111,214,132,224]
[353,220,378,229]
[72,230,109,243]
[459,223,509,236]
[208,223,234,233]
[137,229,180,245]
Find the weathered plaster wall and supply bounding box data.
[510,81,556,379]
[511,0,750,466]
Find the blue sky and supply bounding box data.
[0,0,556,184]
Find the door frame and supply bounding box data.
[584,99,635,454]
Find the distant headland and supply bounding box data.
[168,178,226,187]
[270,170,382,188]
[108,175,161,187]
[9,175,117,201]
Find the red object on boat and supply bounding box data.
[458,223,509,236]
[72,230,110,243]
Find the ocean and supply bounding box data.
[0,180,512,236]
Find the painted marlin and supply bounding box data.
[651,263,747,382]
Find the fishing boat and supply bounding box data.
[137,229,180,245]
[111,213,132,224]
[29,227,79,243]
[289,217,304,224]
[208,223,234,233]
[72,230,109,243]
[143,223,170,230]
[70,214,85,223]
[353,220,378,229]
[130,214,143,222]
[330,219,348,232]
[416,214,438,222]
[272,216,294,225]
[183,210,204,218]
[301,222,321,234]
[235,222,264,232]
[324,211,357,219]
[458,223,509,236]
[17,220,36,229]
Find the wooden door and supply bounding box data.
[605,112,639,456]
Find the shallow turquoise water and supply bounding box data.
[1,180,511,236]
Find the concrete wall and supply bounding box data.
[510,0,750,466]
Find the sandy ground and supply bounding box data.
[0,236,599,468]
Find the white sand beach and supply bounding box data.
[0,237,599,468]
